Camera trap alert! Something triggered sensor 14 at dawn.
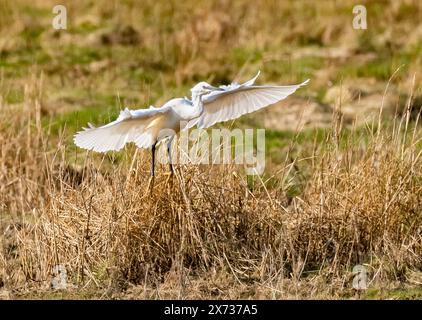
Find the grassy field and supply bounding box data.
[1,0,422,299]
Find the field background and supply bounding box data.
[0,0,422,299]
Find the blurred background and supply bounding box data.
[0,0,420,137]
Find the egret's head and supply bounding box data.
[190,82,222,100]
[190,82,211,96]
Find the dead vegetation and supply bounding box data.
[0,0,422,299]
[1,77,421,299]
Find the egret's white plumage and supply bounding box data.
[74,107,166,152]
[191,77,310,129]
[74,72,309,175]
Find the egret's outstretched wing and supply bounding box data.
[193,74,309,129]
[74,107,168,152]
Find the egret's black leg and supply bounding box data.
[145,142,157,194]
[167,137,174,175]
[151,142,156,177]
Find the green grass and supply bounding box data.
[0,47,51,71]
[62,45,108,66]
[364,287,422,300]
[4,88,24,104]
[263,56,325,83]
[20,4,51,18]
[47,104,120,135]
[230,47,263,67]
[338,57,394,81]
[70,21,103,35]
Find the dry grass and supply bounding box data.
[1,77,421,299]
[1,0,422,299]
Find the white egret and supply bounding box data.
[74,71,309,178]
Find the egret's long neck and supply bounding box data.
[190,94,204,119]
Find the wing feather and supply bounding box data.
[74,107,167,152]
[196,78,309,129]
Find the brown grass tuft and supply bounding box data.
[1,80,421,298]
